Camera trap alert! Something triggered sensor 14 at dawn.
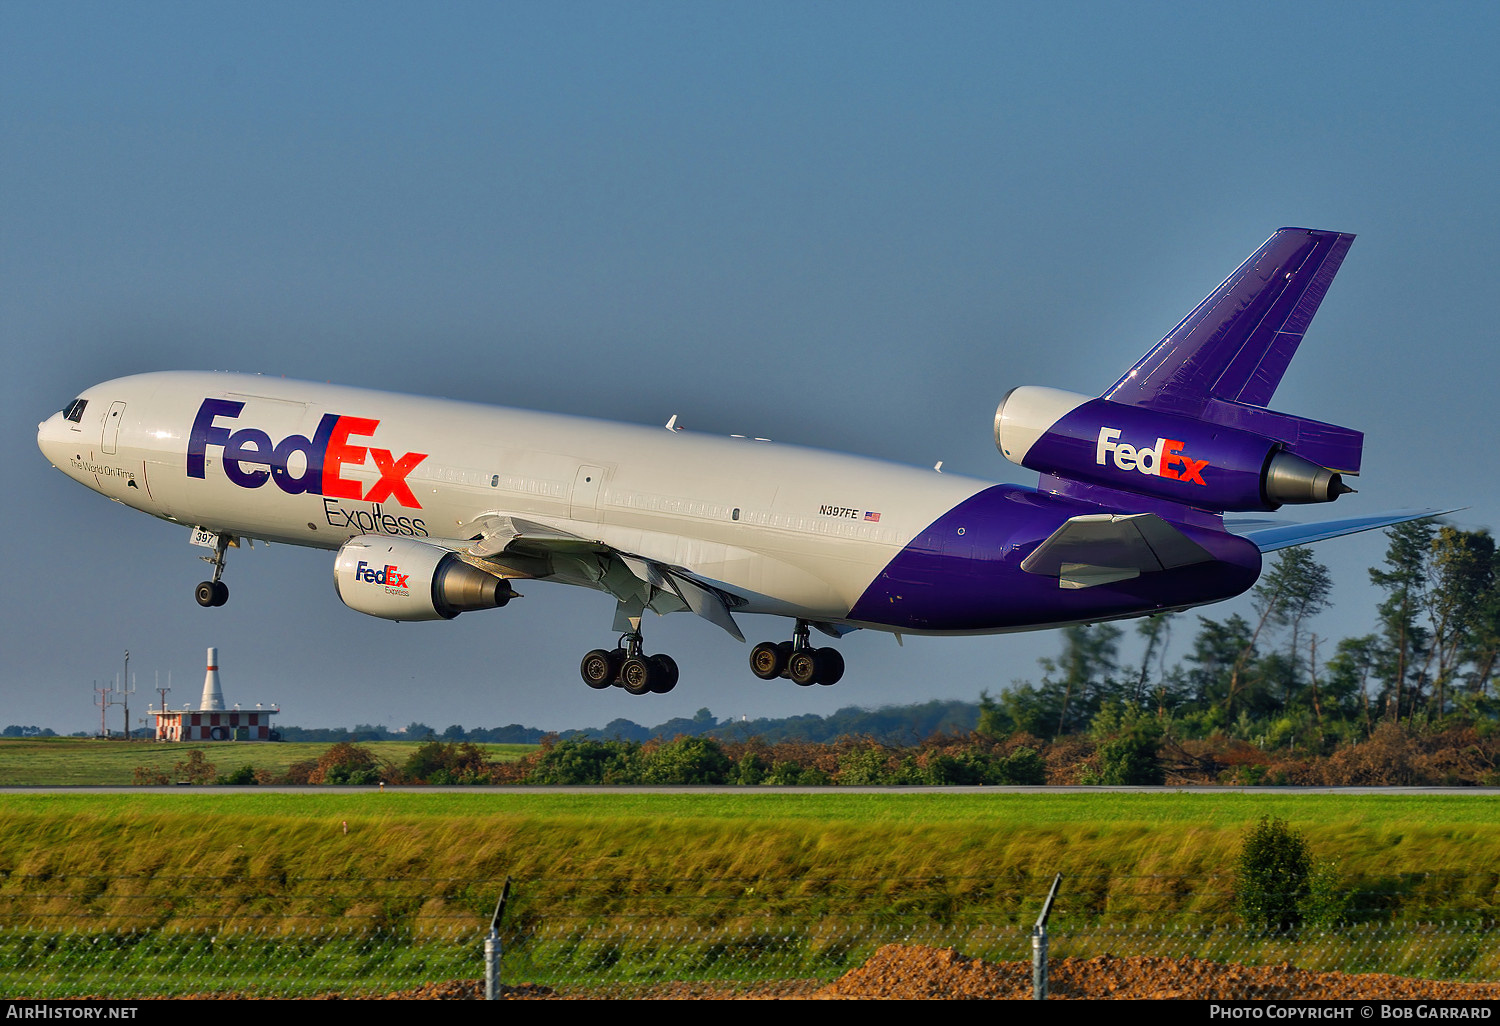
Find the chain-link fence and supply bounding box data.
[3,875,1499,999]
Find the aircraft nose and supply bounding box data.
[37,412,66,468]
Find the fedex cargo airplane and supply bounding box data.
[38,228,1437,697]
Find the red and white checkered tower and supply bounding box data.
[151,646,279,742]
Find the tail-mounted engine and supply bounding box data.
[995,386,1357,512]
[334,536,516,621]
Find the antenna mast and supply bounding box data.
[93,680,111,738]
[154,670,172,743]
[120,650,135,741]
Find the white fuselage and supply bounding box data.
[37,371,995,625]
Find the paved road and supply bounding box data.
[2,785,1494,795]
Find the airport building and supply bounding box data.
[150,647,280,741]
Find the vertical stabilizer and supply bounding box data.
[1106,228,1355,416]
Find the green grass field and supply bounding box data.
[2,791,1496,901]
[3,789,1498,995]
[0,737,533,785]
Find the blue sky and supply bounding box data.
[3,2,1496,734]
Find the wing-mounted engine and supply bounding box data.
[995,386,1356,513]
[334,536,517,621]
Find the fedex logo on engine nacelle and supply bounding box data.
[187,399,428,509]
[1095,427,1208,486]
[355,561,410,589]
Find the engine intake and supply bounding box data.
[334,536,516,621]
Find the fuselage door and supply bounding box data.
[101,401,127,455]
[572,465,605,523]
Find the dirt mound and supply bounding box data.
[815,945,1500,1001]
[376,948,1500,999]
[816,944,1029,999]
[50,945,1500,1000]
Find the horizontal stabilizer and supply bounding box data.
[1022,513,1215,589]
[1201,399,1363,474]
[1228,508,1460,552]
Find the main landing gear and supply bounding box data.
[195,533,231,608]
[579,630,679,696]
[749,620,844,687]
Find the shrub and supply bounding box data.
[1090,705,1164,785]
[641,736,731,784]
[920,752,964,785]
[399,740,496,783]
[994,746,1046,785]
[282,758,318,784]
[307,742,383,785]
[132,766,169,785]
[733,751,768,785]
[1236,816,1312,932]
[764,760,805,785]
[215,763,258,785]
[1302,859,1352,928]
[526,738,642,784]
[1095,731,1165,785]
[836,743,892,785]
[173,749,216,784]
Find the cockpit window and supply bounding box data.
[63,399,88,423]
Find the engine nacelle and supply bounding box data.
[995,386,1350,512]
[334,536,516,621]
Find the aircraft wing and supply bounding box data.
[455,512,747,640]
[1225,508,1460,552]
[1021,512,1215,590]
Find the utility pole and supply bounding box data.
[93,680,111,738]
[121,651,133,741]
[154,671,171,743]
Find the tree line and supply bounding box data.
[982,520,1499,754]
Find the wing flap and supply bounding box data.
[619,551,745,641]
[463,512,592,556]
[462,511,746,640]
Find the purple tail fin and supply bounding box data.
[1106,228,1355,414]
[1102,227,1362,475]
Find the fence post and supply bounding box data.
[485,877,512,1001]
[1032,872,1063,1000]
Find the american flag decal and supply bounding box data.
[864,511,881,522]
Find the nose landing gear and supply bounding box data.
[194,533,232,608]
[749,620,844,686]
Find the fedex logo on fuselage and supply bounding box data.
[1095,427,1208,486]
[187,399,428,509]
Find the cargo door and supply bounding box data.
[571,465,605,523]
[101,401,127,455]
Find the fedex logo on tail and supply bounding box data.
[1096,427,1208,486]
[187,399,428,508]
